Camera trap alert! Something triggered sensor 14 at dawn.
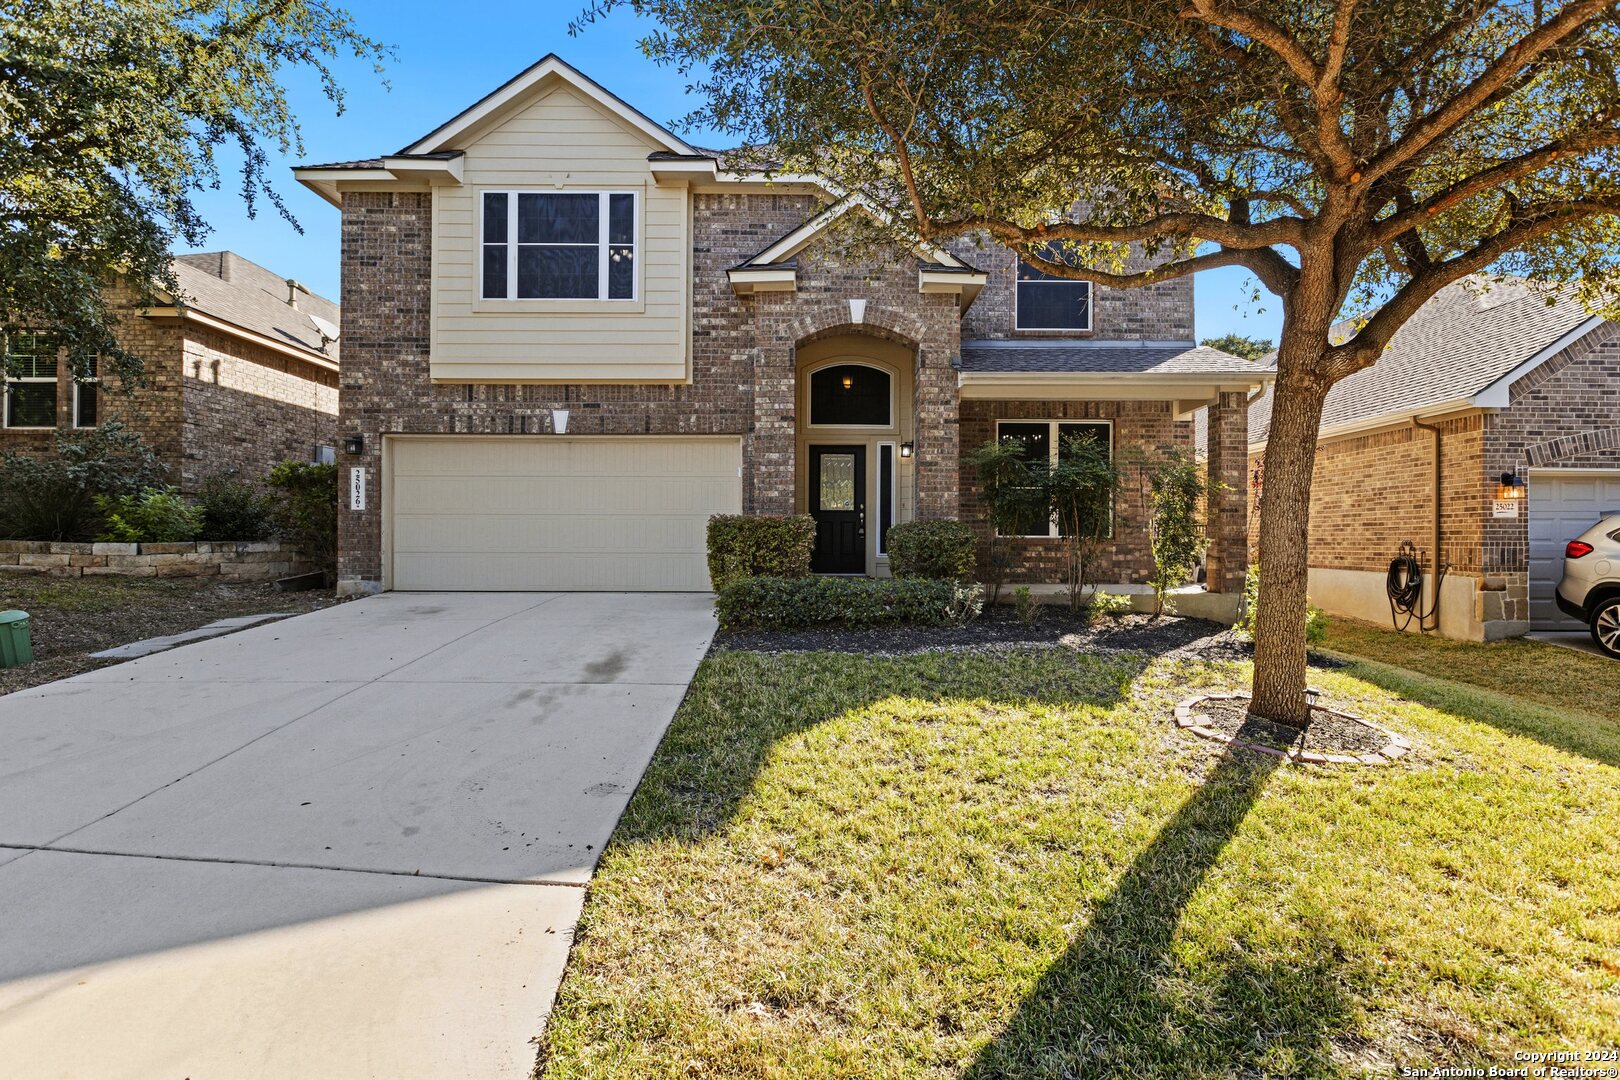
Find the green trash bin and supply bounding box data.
[0,610,33,668]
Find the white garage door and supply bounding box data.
[1528,470,1620,627]
[388,436,741,591]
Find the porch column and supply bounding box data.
[1204,390,1250,594]
[913,345,960,519]
[748,342,796,514]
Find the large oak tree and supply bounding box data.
[583,0,1620,724]
[1,0,387,384]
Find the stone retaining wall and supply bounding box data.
[0,541,309,581]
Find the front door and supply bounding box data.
[809,444,866,573]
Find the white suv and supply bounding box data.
[1556,514,1620,659]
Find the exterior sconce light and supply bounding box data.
[551,408,570,434]
[900,441,914,459]
[1497,472,1526,500]
[342,434,365,456]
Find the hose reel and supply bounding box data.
[1387,540,1447,633]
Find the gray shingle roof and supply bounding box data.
[958,341,1269,376]
[170,252,340,361]
[1248,276,1598,443]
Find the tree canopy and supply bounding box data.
[0,0,387,381]
[583,0,1620,723]
[1201,334,1276,362]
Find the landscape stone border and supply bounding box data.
[1174,691,1412,765]
[0,540,309,581]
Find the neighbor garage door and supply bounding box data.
[388,436,742,591]
[1528,470,1620,627]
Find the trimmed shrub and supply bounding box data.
[268,460,338,582]
[707,514,815,592]
[95,487,203,543]
[716,576,984,631]
[884,520,978,580]
[197,474,275,540]
[0,421,167,541]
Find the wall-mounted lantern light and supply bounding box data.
[1497,472,1526,500]
[899,441,914,459]
[551,408,571,434]
[342,434,365,456]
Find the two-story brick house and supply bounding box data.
[2,251,340,490]
[294,55,1270,598]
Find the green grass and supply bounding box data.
[537,646,1620,1078]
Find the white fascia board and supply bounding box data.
[651,158,719,184]
[726,267,798,294]
[291,167,396,207]
[379,156,465,183]
[959,370,1271,401]
[401,55,696,156]
[919,269,987,307]
[1469,315,1606,408]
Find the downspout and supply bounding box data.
[1411,416,1444,632]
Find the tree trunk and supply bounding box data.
[1249,355,1330,727]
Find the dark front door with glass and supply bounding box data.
[810,445,866,573]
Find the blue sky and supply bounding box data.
[180,0,1282,345]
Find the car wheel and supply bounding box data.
[1592,597,1620,659]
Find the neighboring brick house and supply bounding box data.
[293,55,1269,599]
[1246,276,1620,640]
[1,251,340,491]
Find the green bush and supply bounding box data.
[1012,585,1041,624]
[95,487,203,543]
[884,520,978,580]
[267,460,338,581]
[706,514,815,592]
[1086,590,1133,619]
[0,421,168,540]
[197,474,274,540]
[715,576,984,631]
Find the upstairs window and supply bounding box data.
[1015,257,1093,331]
[3,333,59,429]
[481,191,636,301]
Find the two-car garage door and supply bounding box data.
[388,436,741,591]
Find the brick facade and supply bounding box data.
[335,189,1240,595]
[2,281,338,495]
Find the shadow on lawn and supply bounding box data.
[964,732,1354,1078]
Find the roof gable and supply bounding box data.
[400,54,695,156]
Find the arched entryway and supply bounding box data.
[795,334,916,575]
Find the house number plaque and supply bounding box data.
[349,467,368,511]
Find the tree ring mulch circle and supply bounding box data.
[1173,692,1411,765]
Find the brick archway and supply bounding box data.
[1523,425,1620,467]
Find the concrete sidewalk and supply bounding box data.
[0,591,716,1079]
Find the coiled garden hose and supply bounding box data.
[1387,540,1446,633]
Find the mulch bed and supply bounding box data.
[714,609,1249,658]
[1175,692,1411,764]
[0,575,342,697]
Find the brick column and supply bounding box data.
[1204,390,1249,594]
[912,347,961,519]
[747,342,796,514]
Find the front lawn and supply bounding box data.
[0,574,339,696]
[538,643,1620,1078]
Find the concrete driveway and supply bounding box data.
[0,591,716,1079]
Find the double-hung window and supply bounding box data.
[3,333,59,429]
[1015,252,1093,331]
[481,191,636,300]
[994,419,1113,536]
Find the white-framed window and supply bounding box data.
[3,332,59,429]
[480,190,637,300]
[72,355,99,428]
[994,418,1113,537]
[876,441,897,556]
[1014,257,1093,331]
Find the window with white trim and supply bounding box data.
[480,191,636,300]
[3,333,59,429]
[994,419,1113,536]
[1015,257,1093,331]
[72,355,99,428]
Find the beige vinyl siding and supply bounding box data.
[430,82,691,383]
[387,436,741,591]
